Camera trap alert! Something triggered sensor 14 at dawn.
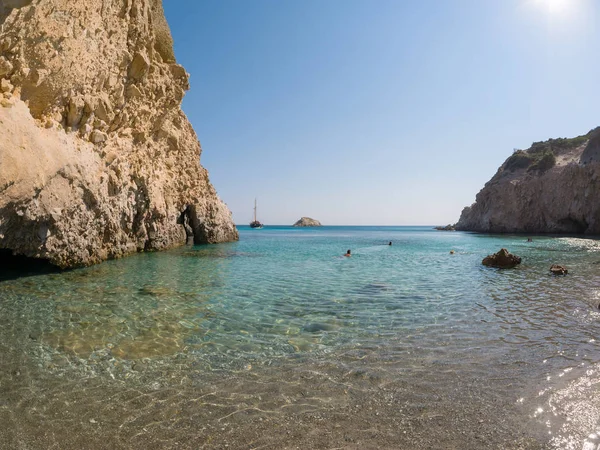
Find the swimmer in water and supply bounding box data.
[344,249,351,257]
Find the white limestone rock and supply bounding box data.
[89,130,107,144]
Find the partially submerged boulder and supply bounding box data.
[549,264,568,275]
[482,248,522,269]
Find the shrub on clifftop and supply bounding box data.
[528,151,556,173]
[505,150,533,172]
[503,148,556,174]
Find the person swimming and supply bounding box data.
[344,249,351,257]
[388,241,392,246]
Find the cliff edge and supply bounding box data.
[456,127,600,234]
[0,0,238,268]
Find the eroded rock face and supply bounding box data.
[456,128,600,234]
[482,248,522,269]
[293,217,322,227]
[0,0,238,268]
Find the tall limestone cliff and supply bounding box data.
[456,127,600,234]
[0,0,238,268]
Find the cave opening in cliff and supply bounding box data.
[558,217,589,234]
[0,249,60,281]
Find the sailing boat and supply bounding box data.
[249,198,263,229]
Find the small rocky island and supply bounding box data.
[293,217,322,227]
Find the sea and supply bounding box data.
[1,225,600,449]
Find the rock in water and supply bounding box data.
[456,128,600,234]
[482,248,522,269]
[549,264,568,275]
[0,0,238,268]
[293,217,322,227]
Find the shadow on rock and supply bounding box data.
[0,249,62,282]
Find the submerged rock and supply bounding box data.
[482,248,522,269]
[549,264,568,275]
[0,0,238,268]
[293,217,322,227]
[302,322,334,333]
[434,224,456,231]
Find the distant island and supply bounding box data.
[293,217,322,227]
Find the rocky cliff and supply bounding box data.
[456,127,600,234]
[0,0,238,268]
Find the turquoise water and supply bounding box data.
[2,226,600,448]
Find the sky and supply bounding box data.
[163,0,599,226]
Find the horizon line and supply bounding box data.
[235,224,444,227]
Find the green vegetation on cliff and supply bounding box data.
[502,128,598,175]
[504,148,556,174]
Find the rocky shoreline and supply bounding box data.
[434,224,456,231]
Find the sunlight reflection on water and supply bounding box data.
[1,227,600,448]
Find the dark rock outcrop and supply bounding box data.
[435,224,456,231]
[482,248,522,269]
[457,128,600,234]
[549,264,568,275]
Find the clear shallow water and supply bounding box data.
[2,226,600,448]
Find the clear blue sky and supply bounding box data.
[163,0,599,226]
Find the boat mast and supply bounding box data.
[254,198,257,222]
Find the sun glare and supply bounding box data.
[535,0,573,14]
[524,0,592,28]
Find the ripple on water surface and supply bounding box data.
[1,227,600,448]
